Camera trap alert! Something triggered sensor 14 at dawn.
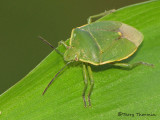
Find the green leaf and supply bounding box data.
[0,0,160,119]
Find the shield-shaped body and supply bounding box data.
[64,21,143,65]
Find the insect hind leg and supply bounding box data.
[87,65,94,106]
[82,63,88,107]
[111,62,154,69]
[87,9,116,24]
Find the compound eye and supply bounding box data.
[75,55,78,61]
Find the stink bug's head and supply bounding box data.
[64,47,79,62]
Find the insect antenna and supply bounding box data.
[38,36,63,56]
[42,61,72,95]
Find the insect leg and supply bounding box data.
[82,63,88,107]
[58,40,70,49]
[87,9,116,24]
[87,65,94,106]
[111,62,154,69]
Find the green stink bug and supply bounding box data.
[40,10,153,107]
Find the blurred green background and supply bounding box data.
[0,0,148,94]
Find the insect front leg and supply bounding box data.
[87,65,94,106]
[82,63,88,107]
[87,9,116,24]
[111,62,154,69]
[58,40,70,49]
